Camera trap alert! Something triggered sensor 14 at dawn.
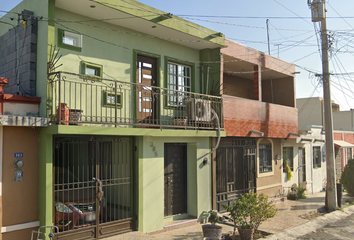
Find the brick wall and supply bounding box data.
[335,147,342,180]
[0,10,37,96]
[223,95,298,138]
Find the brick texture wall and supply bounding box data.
[223,95,298,138]
[0,10,37,96]
[335,147,342,180]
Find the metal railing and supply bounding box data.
[48,71,224,130]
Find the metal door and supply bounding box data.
[53,136,134,239]
[244,148,256,192]
[298,147,306,183]
[216,140,256,211]
[164,143,187,216]
[136,55,158,125]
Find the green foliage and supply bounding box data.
[340,159,354,196]
[223,193,277,238]
[208,211,219,225]
[287,185,307,200]
[284,160,293,181]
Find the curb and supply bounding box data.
[264,205,354,240]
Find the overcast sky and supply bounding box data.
[2,0,354,110]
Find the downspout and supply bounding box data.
[201,64,204,94]
[206,67,210,95]
[199,108,221,160]
[351,109,353,131]
[199,108,221,210]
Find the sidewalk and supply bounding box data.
[102,191,354,240]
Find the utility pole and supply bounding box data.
[309,0,337,211]
[266,19,271,55]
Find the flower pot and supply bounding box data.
[202,224,222,238]
[238,227,254,240]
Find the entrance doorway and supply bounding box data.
[136,55,158,125]
[53,136,134,239]
[298,147,306,184]
[216,139,256,211]
[164,143,187,217]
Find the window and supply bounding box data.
[167,62,191,106]
[313,146,321,169]
[58,29,82,51]
[259,143,272,173]
[283,147,294,171]
[103,90,122,108]
[81,61,103,80]
[347,148,353,164]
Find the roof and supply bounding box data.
[334,140,354,148]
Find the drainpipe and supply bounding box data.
[351,109,353,131]
[201,64,204,94]
[206,67,210,95]
[200,109,221,160]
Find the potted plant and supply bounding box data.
[201,211,223,239]
[223,193,277,240]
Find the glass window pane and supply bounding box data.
[167,62,191,106]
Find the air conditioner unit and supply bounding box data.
[185,98,212,122]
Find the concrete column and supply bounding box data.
[254,65,261,101]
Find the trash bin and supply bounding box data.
[337,183,342,208]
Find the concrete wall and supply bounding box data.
[0,11,37,96]
[297,97,324,131]
[0,0,51,117]
[0,126,39,240]
[333,110,354,131]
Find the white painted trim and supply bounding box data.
[257,138,275,177]
[1,221,40,233]
[0,115,49,127]
[0,126,3,197]
[257,183,282,191]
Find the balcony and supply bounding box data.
[223,95,298,138]
[47,72,223,130]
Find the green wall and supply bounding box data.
[137,136,211,233]
[54,8,200,88]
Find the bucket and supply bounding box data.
[56,103,69,125]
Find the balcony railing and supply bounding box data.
[48,72,223,130]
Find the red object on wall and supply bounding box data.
[56,103,69,125]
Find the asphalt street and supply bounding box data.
[297,212,354,240]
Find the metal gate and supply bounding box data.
[216,139,256,211]
[53,136,134,239]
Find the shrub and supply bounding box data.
[340,159,354,196]
[223,193,277,238]
[208,211,219,225]
[287,184,307,200]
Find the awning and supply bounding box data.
[334,140,354,148]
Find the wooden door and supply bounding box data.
[164,143,187,216]
[136,55,157,124]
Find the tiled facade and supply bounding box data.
[223,96,298,138]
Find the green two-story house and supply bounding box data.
[0,0,225,239]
